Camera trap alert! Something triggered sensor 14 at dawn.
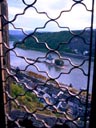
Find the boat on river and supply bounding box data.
[45,57,64,69]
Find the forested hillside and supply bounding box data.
[10,30,95,55]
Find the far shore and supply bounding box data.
[63,52,94,61]
[10,41,94,61]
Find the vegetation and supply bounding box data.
[11,30,95,55]
[11,83,43,111]
[13,31,73,52]
[10,82,65,117]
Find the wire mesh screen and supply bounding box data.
[0,0,95,128]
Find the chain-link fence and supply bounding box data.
[0,0,96,127]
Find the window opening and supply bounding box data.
[0,0,95,127]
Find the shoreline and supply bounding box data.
[63,52,94,61]
[11,66,91,97]
[10,66,91,127]
[10,41,94,61]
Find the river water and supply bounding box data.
[10,42,93,92]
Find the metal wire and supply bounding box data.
[0,0,95,127]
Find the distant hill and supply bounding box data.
[9,30,95,56]
[9,30,26,41]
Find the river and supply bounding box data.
[10,42,93,92]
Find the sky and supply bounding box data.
[8,0,96,32]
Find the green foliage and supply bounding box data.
[10,83,68,117]
[11,30,95,56]
[11,83,24,97]
[11,83,43,111]
[14,31,72,52]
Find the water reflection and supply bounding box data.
[10,42,93,92]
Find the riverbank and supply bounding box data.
[10,67,91,127]
[63,52,94,61]
[27,70,91,98]
[11,66,91,98]
[11,40,93,61]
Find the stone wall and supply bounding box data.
[1,0,9,69]
[0,0,10,118]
